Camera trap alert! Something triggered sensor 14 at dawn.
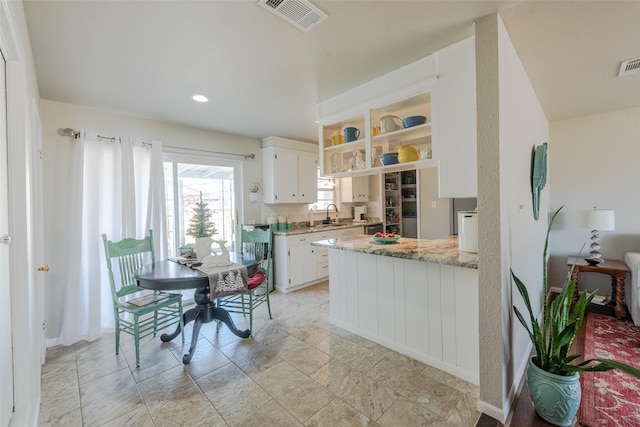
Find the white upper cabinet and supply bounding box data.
[297,152,318,203]
[318,87,437,178]
[317,36,478,198]
[262,137,318,204]
[433,37,477,198]
[339,175,369,203]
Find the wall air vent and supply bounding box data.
[618,57,640,77]
[258,0,327,33]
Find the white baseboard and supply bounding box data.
[477,323,534,424]
[477,400,507,424]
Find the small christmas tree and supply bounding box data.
[186,192,217,238]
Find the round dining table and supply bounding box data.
[134,253,260,364]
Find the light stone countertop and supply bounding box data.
[272,222,381,236]
[311,234,478,269]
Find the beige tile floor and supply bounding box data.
[39,281,480,426]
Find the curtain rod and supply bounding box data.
[60,128,253,158]
[59,128,123,143]
[164,145,255,160]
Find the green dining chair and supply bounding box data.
[102,230,184,367]
[216,227,273,334]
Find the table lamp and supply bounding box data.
[584,207,615,265]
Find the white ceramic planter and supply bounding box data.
[195,237,212,261]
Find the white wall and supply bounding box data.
[39,100,265,340]
[40,100,264,219]
[1,0,44,425]
[419,167,450,239]
[548,106,640,292]
[475,14,550,422]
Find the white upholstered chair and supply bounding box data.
[624,252,640,326]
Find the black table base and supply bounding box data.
[160,285,250,364]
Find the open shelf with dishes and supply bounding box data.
[383,172,402,235]
[319,90,434,177]
[320,113,367,175]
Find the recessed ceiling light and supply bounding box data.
[192,94,208,103]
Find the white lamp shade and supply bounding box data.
[585,208,615,231]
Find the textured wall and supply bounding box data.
[475,13,550,421]
[475,13,504,413]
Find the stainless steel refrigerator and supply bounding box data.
[402,216,418,238]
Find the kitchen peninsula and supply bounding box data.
[312,235,479,384]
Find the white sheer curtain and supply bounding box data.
[57,131,167,345]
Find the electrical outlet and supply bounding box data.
[432,200,437,208]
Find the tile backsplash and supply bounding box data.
[258,204,347,225]
[248,201,381,226]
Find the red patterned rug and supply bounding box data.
[580,312,640,426]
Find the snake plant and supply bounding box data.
[512,206,640,378]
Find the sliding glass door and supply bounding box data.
[163,154,242,257]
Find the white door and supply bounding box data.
[163,154,241,256]
[0,49,14,427]
[32,102,46,364]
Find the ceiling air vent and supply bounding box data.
[258,0,327,33]
[618,57,640,77]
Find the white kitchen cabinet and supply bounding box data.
[433,37,477,198]
[274,226,364,293]
[262,137,318,204]
[318,86,437,178]
[317,36,477,198]
[339,175,369,203]
[297,152,318,203]
[274,234,313,292]
[287,236,317,287]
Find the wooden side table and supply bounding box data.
[567,256,629,320]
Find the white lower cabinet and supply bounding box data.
[287,236,316,287]
[274,227,364,293]
[316,247,329,278]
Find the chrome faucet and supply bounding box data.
[324,203,338,224]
